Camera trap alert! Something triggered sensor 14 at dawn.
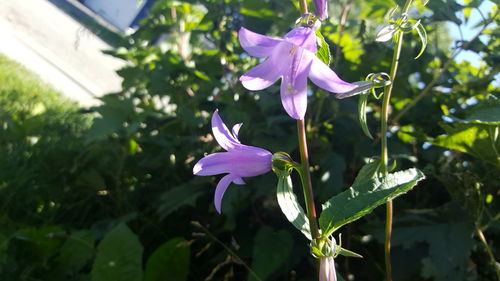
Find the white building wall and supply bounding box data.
[84,0,145,31]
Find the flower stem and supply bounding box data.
[380,2,412,281]
[297,119,320,241]
[476,226,500,281]
[298,0,308,14]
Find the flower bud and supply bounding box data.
[313,0,328,20]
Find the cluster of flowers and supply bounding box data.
[194,23,363,212]
[194,2,362,279]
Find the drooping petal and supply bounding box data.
[212,110,241,151]
[239,27,282,58]
[307,53,358,94]
[319,257,337,281]
[240,45,289,91]
[283,27,317,53]
[232,123,243,140]
[279,47,312,120]
[214,174,239,213]
[314,0,328,20]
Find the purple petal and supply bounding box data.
[319,257,337,281]
[212,110,240,151]
[314,0,328,20]
[240,44,290,91]
[307,54,357,94]
[233,177,245,185]
[232,123,243,140]
[214,174,238,213]
[279,47,312,120]
[193,151,272,177]
[283,27,317,53]
[239,27,282,58]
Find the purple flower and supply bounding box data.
[319,257,337,281]
[314,0,328,20]
[193,110,272,213]
[239,26,358,120]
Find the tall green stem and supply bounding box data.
[298,0,308,14]
[381,2,412,281]
[297,119,320,241]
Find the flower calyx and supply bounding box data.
[272,152,299,177]
[311,235,363,259]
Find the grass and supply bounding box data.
[0,53,79,116]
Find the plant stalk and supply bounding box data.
[380,2,412,281]
[297,119,320,241]
[298,0,308,14]
[476,227,500,281]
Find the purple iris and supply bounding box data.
[319,257,337,281]
[314,0,328,20]
[193,110,272,213]
[239,26,358,120]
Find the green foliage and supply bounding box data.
[320,161,425,236]
[276,175,311,240]
[250,226,293,281]
[144,237,190,281]
[91,223,143,281]
[1,0,500,280]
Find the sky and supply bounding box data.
[447,0,499,85]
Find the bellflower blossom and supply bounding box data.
[193,110,272,213]
[239,26,359,120]
[319,257,337,281]
[314,0,328,20]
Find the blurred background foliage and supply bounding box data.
[0,0,499,280]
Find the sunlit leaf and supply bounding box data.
[276,175,311,240]
[319,162,425,236]
[315,30,332,65]
[358,91,373,139]
[414,23,427,59]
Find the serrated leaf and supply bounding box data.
[91,224,143,281]
[319,166,425,236]
[315,30,332,65]
[358,92,373,139]
[144,237,190,281]
[276,175,311,240]
[414,23,427,59]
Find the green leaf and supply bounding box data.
[391,223,474,281]
[250,226,293,281]
[56,230,95,274]
[431,123,500,166]
[319,164,425,236]
[156,183,205,220]
[338,246,363,258]
[276,175,311,240]
[144,237,190,281]
[414,23,427,59]
[91,223,143,281]
[452,100,500,125]
[315,30,332,66]
[358,92,373,139]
